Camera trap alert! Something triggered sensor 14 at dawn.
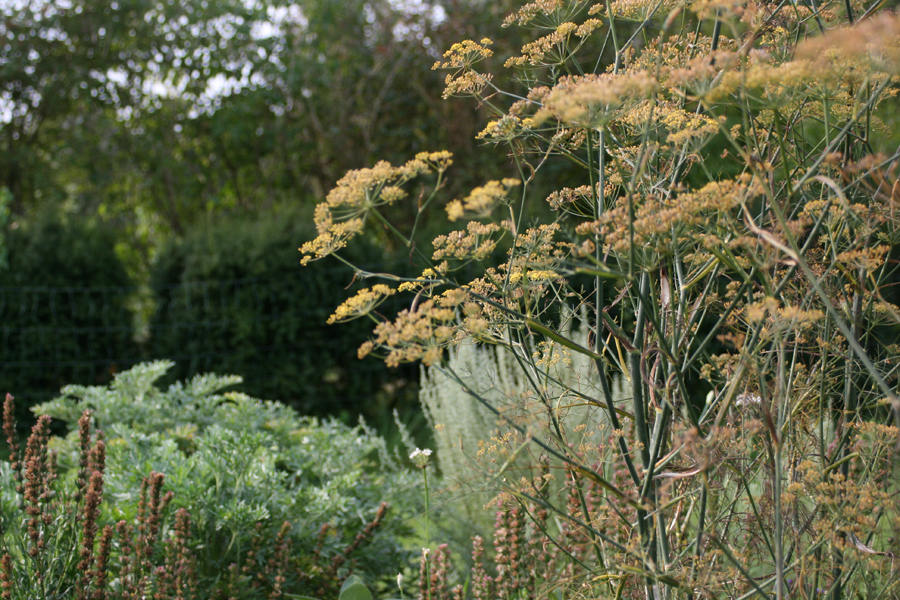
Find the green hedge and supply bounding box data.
[147,206,418,420]
[0,207,422,426]
[0,214,137,420]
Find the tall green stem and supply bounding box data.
[589,127,606,343]
[632,272,652,470]
[833,287,862,600]
[424,467,431,600]
[631,271,656,595]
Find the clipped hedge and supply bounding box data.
[147,205,418,420]
[0,214,137,420]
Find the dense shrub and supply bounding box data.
[34,361,423,598]
[147,205,418,421]
[0,214,137,422]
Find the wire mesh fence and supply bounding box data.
[0,262,416,421]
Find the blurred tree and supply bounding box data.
[146,204,421,422]
[1,0,530,239]
[0,0,277,214]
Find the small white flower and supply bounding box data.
[409,448,433,468]
[735,393,761,407]
[397,573,403,588]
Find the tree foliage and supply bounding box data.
[0,0,527,245]
[147,205,419,421]
[0,0,272,212]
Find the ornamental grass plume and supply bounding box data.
[77,470,104,598]
[2,395,20,490]
[267,521,292,600]
[302,0,900,597]
[292,502,393,599]
[0,555,12,600]
[469,536,493,600]
[417,492,610,600]
[90,526,114,600]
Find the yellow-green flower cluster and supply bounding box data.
[834,245,890,274]
[666,51,739,100]
[589,0,685,22]
[690,0,749,20]
[546,185,595,211]
[616,34,734,80]
[433,39,495,99]
[796,12,900,76]
[504,20,603,68]
[328,285,397,324]
[476,115,529,142]
[440,71,494,99]
[502,0,591,29]
[299,152,452,265]
[326,151,452,219]
[578,175,765,254]
[299,205,364,266]
[432,221,505,262]
[507,269,560,284]
[432,39,494,70]
[513,223,564,265]
[619,100,722,146]
[705,59,815,104]
[359,300,459,367]
[534,72,659,130]
[446,179,521,221]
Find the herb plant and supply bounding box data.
[303,4,900,598]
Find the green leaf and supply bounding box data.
[574,265,628,279]
[340,575,367,593]
[525,318,603,360]
[339,582,372,600]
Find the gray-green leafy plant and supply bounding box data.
[420,310,628,546]
[36,361,424,598]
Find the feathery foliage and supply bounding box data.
[304,2,900,597]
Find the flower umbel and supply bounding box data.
[433,39,495,99]
[300,152,453,265]
[446,179,521,221]
[534,72,659,129]
[328,285,397,324]
[410,448,433,468]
